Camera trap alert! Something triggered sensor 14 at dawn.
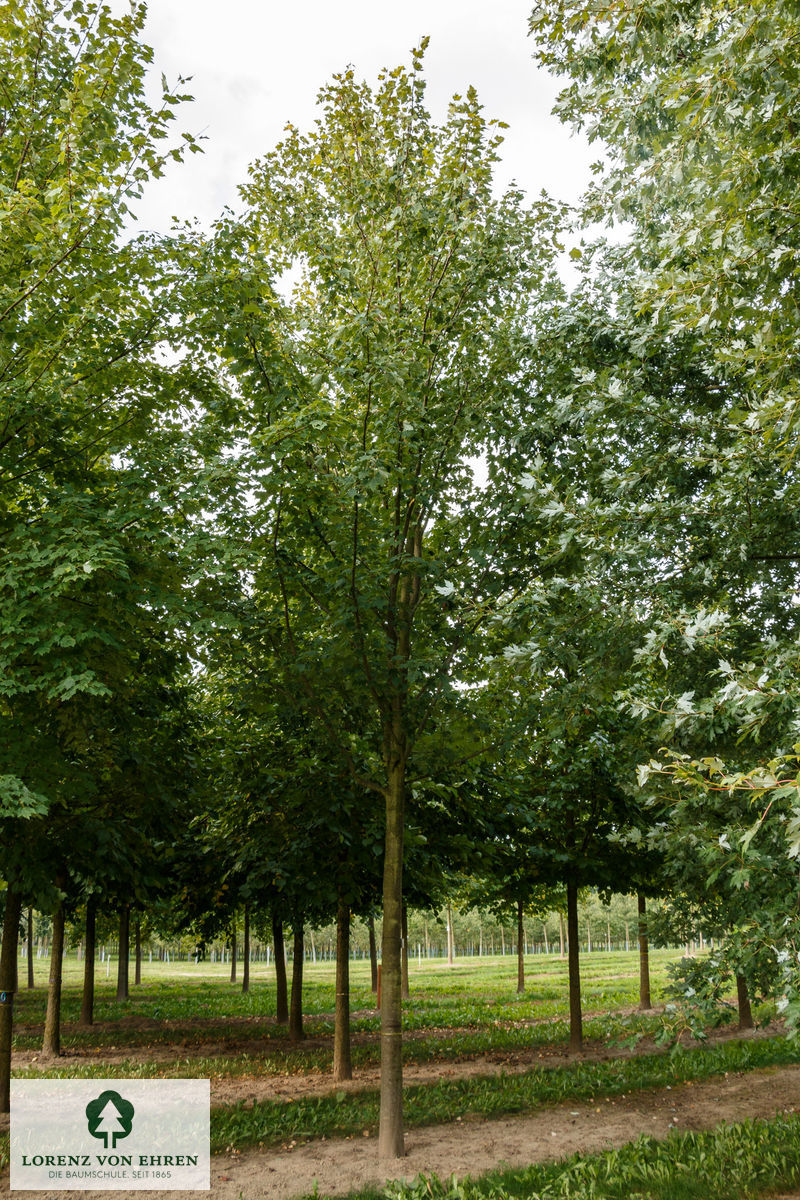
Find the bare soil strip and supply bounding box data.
[6,1061,800,1200]
[13,1016,785,1109]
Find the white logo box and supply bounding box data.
[11,1079,210,1191]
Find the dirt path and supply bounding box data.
[13,1016,785,1109]
[6,1062,800,1200]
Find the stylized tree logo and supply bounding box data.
[85,1090,135,1149]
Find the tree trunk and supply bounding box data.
[559,911,565,958]
[0,887,21,1112]
[289,923,304,1042]
[230,923,237,984]
[737,973,754,1030]
[27,908,34,989]
[116,904,130,1001]
[378,740,406,1159]
[447,901,454,965]
[638,893,652,1010]
[80,899,96,1027]
[368,915,378,993]
[566,877,582,1053]
[42,902,65,1058]
[333,899,352,1082]
[542,921,549,955]
[272,915,288,1024]
[134,918,142,986]
[517,899,525,993]
[242,905,250,994]
[401,903,410,1000]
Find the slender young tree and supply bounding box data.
[27,909,34,989]
[637,894,652,1011]
[273,915,289,1025]
[0,889,21,1111]
[333,900,353,1083]
[217,46,563,1156]
[116,904,130,1002]
[134,918,142,987]
[42,898,65,1059]
[80,899,97,1027]
[242,906,250,995]
[289,923,305,1044]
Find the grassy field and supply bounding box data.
[7,947,791,1199]
[14,946,679,1035]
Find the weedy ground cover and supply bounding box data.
[208,1035,800,1151]
[12,949,679,1053]
[328,1113,800,1200]
[11,1010,671,1081]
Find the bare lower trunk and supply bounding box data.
[447,901,454,965]
[0,888,21,1112]
[134,918,142,986]
[559,911,565,958]
[42,902,65,1058]
[242,906,250,994]
[230,923,237,984]
[378,743,406,1159]
[638,894,651,1010]
[27,908,34,989]
[566,877,582,1053]
[333,899,352,1082]
[80,899,96,1027]
[116,904,130,1001]
[517,899,525,993]
[401,903,410,1000]
[369,916,378,993]
[737,973,754,1030]
[272,915,288,1024]
[289,923,304,1042]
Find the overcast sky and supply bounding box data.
[128,0,595,237]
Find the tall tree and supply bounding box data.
[530,0,800,1019]
[211,46,563,1156]
[0,0,202,1104]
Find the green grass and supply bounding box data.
[12,1009,673,1081]
[5,949,787,1197]
[208,1034,800,1152]
[12,948,758,1094]
[11,949,679,1061]
[326,1113,800,1200]
[12,949,680,1034]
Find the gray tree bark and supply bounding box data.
[42,902,65,1058]
[333,899,352,1082]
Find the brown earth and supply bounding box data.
[5,1010,797,1200]
[3,1062,800,1200]
[11,1012,786,1109]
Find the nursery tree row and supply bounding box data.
[2,0,800,1159]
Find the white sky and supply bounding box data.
[128,0,596,237]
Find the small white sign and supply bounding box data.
[10,1080,210,1191]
